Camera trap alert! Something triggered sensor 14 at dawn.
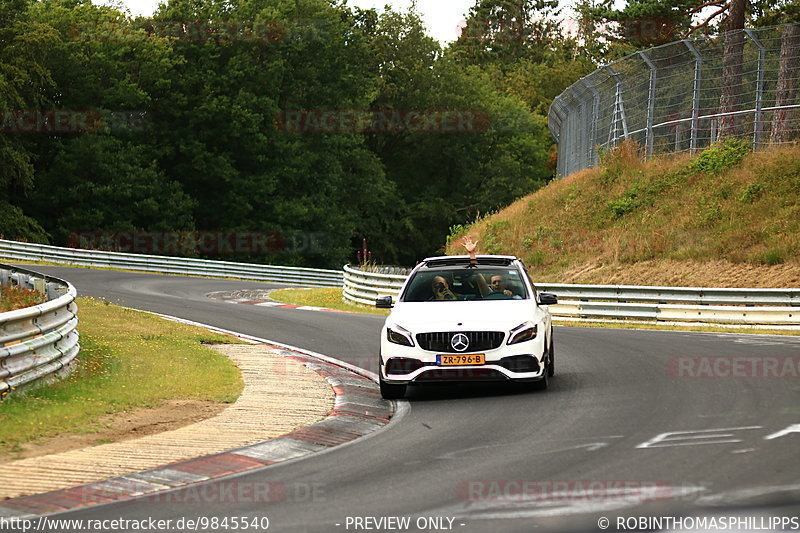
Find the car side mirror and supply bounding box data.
[376,295,394,309]
[539,292,558,306]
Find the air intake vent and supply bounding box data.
[416,331,504,353]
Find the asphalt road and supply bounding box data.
[19,266,800,532]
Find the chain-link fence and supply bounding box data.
[548,23,800,178]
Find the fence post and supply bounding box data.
[638,51,657,156]
[744,28,766,150]
[567,97,579,175]
[604,65,628,147]
[683,40,702,153]
[569,86,589,171]
[582,77,601,166]
[549,100,566,177]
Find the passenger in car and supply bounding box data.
[461,236,492,298]
[461,236,520,299]
[431,276,459,300]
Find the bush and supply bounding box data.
[690,139,750,174]
[739,182,767,203]
[607,197,637,218]
[0,202,49,243]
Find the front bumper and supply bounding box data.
[379,339,547,384]
[380,354,546,384]
[380,363,546,384]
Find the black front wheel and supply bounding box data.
[532,371,549,391]
[380,377,407,399]
[547,330,555,377]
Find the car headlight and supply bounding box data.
[508,321,537,345]
[387,324,415,347]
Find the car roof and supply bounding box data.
[420,255,519,267]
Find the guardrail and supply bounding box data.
[0,239,342,287]
[0,264,80,397]
[342,265,800,328]
[342,264,408,306]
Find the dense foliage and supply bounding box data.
[0,0,594,267]
[578,0,799,62]
[7,0,788,267]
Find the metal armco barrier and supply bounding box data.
[343,265,800,327]
[342,264,408,306]
[0,239,343,287]
[0,264,79,397]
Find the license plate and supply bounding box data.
[438,354,485,366]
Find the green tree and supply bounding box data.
[452,0,563,67]
[0,0,57,239]
[17,0,195,243]
[145,0,395,267]
[27,136,195,243]
[582,0,698,58]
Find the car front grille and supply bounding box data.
[416,331,505,353]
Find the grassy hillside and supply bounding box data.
[447,140,800,288]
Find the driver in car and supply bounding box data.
[489,274,514,297]
[461,236,519,299]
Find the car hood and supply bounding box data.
[386,300,538,332]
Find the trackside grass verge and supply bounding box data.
[553,319,800,336]
[446,141,800,288]
[269,287,390,316]
[0,297,244,456]
[270,290,799,335]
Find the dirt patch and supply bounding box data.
[548,259,800,288]
[9,399,228,460]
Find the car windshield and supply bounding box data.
[401,265,529,302]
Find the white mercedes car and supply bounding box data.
[376,255,557,399]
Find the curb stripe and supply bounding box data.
[0,341,394,518]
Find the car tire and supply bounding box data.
[380,377,407,400]
[532,371,548,391]
[547,330,555,377]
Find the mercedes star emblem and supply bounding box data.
[451,333,470,352]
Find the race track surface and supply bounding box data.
[19,266,800,532]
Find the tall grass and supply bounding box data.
[446,141,800,284]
